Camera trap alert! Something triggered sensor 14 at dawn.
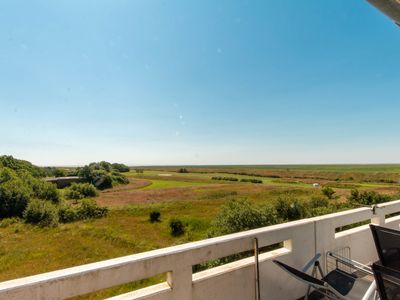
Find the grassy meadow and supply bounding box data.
[2,164,400,298]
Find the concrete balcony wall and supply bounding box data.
[1,200,400,300]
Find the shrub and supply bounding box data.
[212,198,277,235]
[149,211,161,223]
[0,217,20,228]
[308,206,337,217]
[111,172,129,185]
[99,161,112,172]
[307,197,329,209]
[77,199,108,219]
[0,155,45,177]
[322,186,335,199]
[348,189,392,205]
[240,178,263,184]
[65,183,98,200]
[177,168,188,173]
[58,200,108,223]
[43,167,66,178]
[211,176,238,182]
[77,165,93,181]
[32,181,60,204]
[111,163,130,173]
[170,218,185,236]
[0,172,31,218]
[77,162,129,190]
[23,199,59,227]
[274,196,305,221]
[58,205,79,223]
[92,171,113,190]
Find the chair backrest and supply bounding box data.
[372,263,400,300]
[370,224,400,270]
[273,260,326,289]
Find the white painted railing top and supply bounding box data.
[1,200,400,300]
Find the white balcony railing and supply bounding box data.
[1,200,400,300]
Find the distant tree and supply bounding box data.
[77,162,129,190]
[53,168,66,177]
[111,163,130,173]
[177,168,188,173]
[99,161,112,172]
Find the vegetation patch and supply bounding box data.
[240,178,263,184]
[65,183,98,201]
[211,176,238,182]
[348,189,393,205]
[169,218,185,236]
[149,211,161,223]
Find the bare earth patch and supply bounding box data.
[96,184,284,207]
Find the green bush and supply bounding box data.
[42,167,66,178]
[77,199,108,219]
[92,171,113,190]
[149,211,161,223]
[65,183,98,200]
[77,165,92,182]
[32,181,60,204]
[211,177,238,182]
[348,189,392,205]
[240,178,263,184]
[274,196,305,221]
[0,217,20,228]
[0,155,45,177]
[111,163,130,173]
[59,200,108,223]
[307,197,329,209]
[169,218,185,236]
[212,198,277,235]
[322,186,335,199]
[58,205,79,223]
[308,206,337,217]
[99,161,112,172]
[0,170,32,218]
[23,199,59,227]
[111,172,129,185]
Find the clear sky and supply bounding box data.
[0,0,399,166]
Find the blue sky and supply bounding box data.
[0,0,399,166]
